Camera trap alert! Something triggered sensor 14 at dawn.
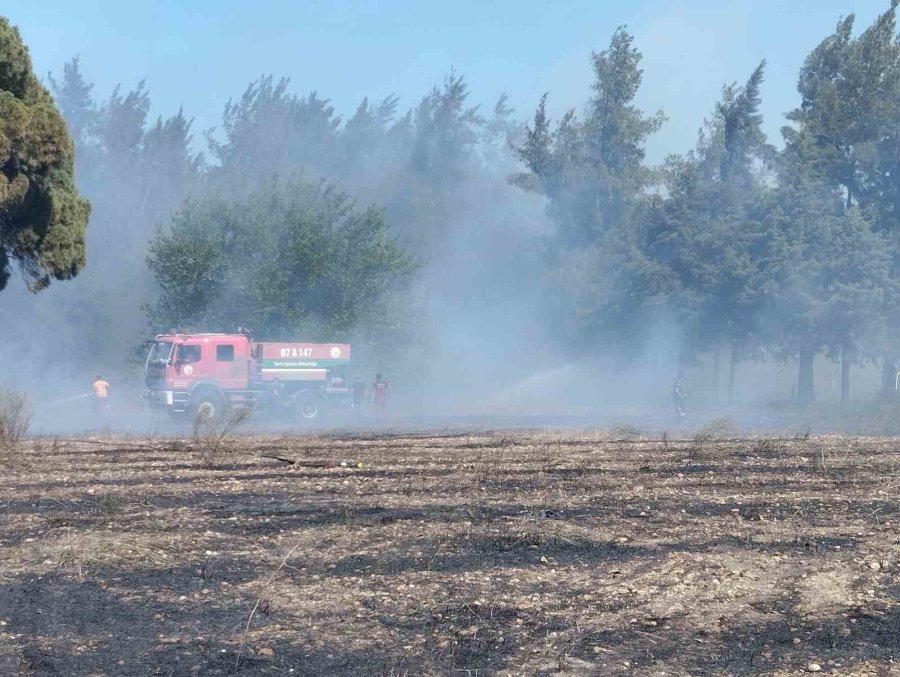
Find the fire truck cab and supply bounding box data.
[144,332,351,422]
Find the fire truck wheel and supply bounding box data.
[295,393,321,421]
[191,390,226,424]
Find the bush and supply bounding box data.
[192,406,251,466]
[146,178,417,343]
[0,389,32,452]
[688,417,734,459]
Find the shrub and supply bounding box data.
[0,389,31,453]
[688,417,734,459]
[192,406,250,466]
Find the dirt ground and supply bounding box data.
[1,426,899,676]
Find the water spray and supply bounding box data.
[42,393,92,410]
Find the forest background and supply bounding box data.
[5,4,900,413]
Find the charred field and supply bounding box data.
[1,427,899,676]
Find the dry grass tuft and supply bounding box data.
[688,417,734,459]
[0,389,32,462]
[608,422,643,439]
[191,406,251,465]
[751,437,783,457]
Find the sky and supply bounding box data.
[3,0,891,162]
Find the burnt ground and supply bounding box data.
[1,427,899,676]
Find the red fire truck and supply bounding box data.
[144,331,351,422]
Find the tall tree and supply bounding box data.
[786,7,900,211]
[0,16,90,291]
[642,151,778,400]
[208,76,340,192]
[512,28,664,353]
[786,3,900,396]
[147,177,417,349]
[141,109,203,219]
[514,28,664,247]
[47,56,94,151]
[766,177,892,405]
[658,62,775,401]
[716,61,771,186]
[2,63,202,374]
[395,72,484,258]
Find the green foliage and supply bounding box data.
[514,28,664,248]
[767,181,893,360]
[0,16,90,291]
[46,56,93,146]
[785,7,900,213]
[714,61,773,185]
[209,76,339,190]
[639,62,778,365]
[147,178,417,346]
[512,28,667,354]
[8,10,900,405]
[777,3,900,398]
[0,56,205,377]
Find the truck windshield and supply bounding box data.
[148,341,174,363]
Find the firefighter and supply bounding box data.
[673,378,687,418]
[92,374,111,420]
[372,373,390,419]
[351,375,366,419]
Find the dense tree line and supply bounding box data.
[516,9,900,405]
[4,6,900,406]
[0,46,534,381]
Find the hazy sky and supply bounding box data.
[3,0,890,161]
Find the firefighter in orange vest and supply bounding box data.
[92,375,110,419]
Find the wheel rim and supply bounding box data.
[196,401,217,420]
[300,401,318,419]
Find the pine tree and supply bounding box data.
[47,56,94,151]
[511,28,664,352]
[785,3,900,397]
[209,76,340,190]
[767,178,892,405]
[0,16,90,291]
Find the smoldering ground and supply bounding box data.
[3,430,900,676]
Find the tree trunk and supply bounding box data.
[841,345,852,405]
[798,347,815,406]
[728,343,738,405]
[713,345,721,405]
[883,356,897,395]
[728,343,738,404]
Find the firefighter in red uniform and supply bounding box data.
[372,373,390,418]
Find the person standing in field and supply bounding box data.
[673,378,687,418]
[92,374,110,422]
[372,373,390,419]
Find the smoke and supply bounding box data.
[4,10,893,435]
[0,60,761,431]
[0,62,566,431]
